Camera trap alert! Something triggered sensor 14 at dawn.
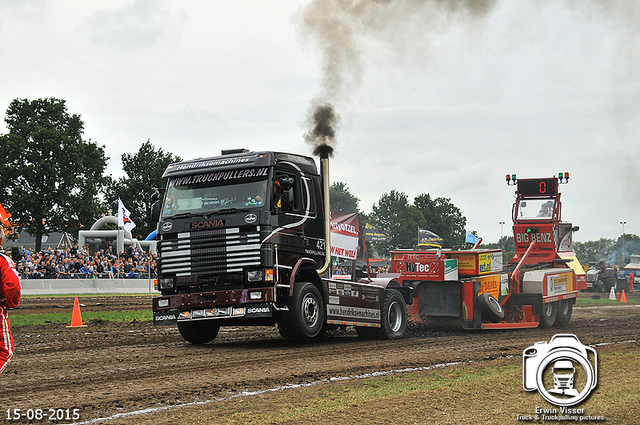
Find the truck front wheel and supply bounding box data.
[178,320,220,344]
[539,301,557,328]
[281,282,325,339]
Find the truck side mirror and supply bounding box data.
[151,200,161,223]
[273,175,296,212]
[278,176,295,188]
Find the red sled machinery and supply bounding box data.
[386,174,586,330]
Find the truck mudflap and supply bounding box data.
[408,282,462,325]
[154,309,179,325]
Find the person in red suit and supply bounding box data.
[0,226,21,375]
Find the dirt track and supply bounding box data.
[2,295,639,424]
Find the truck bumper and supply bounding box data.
[153,287,275,326]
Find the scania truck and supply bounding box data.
[151,149,409,343]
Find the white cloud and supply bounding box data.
[83,0,186,53]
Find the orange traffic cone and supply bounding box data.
[620,290,627,303]
[67,297,87,328]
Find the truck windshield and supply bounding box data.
[162,178,268,217]
[517,198,555,220]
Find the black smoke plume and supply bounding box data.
[304,103,340,158]
[298,0,497,158]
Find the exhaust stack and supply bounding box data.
[317,151,331,276]
[304,103,338,277]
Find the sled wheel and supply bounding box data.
[283,282,325,339]
[554,299,573,327]
[178,320,220,344]
[478,292,504,323]
[539,301,557,328]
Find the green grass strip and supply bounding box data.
[21,293,154,298]
[576,297,640,306]
[9,310,152,327]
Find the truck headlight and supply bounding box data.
[247,270,263,282]
[158,278,174,290]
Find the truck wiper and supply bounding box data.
[214,208,241,214]
[167,212,205,219]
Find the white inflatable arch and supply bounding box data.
[78,214,156,254]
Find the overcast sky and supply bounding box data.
[1,0,639,244]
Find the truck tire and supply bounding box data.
[539,301,557,328]
[178,320,220,344]
[356,290,407,340]
[281,282,325,339]
[554,299,573,327]
[379,290,407,340]
[277,321,295,338]
[478,292,504,323]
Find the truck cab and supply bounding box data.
[152,150,327,340]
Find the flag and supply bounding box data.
[0,203,11,227]
[363,222,391,242]
[418,228,443,248]
[465,231,479,244]
[118,199,136,233]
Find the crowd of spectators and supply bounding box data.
[12,244,157,279]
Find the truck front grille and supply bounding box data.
[158,227,261,282]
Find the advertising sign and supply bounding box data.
[330,210,360,260]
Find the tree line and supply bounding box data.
[0,98,179,250]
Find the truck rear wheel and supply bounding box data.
[478,292,504,323]
[554,299,573,327]
[357,290,407,340]
[539,301,557,328]
[178,320,220,344]
[280,282,325,339]
[379,290,407,340]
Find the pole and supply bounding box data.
[620,221,626,268]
